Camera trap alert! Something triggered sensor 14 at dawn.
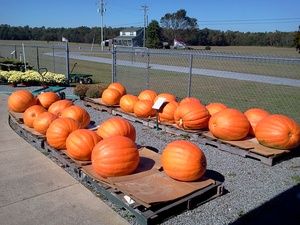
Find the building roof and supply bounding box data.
[120,27,142,32]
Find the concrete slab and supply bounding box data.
[0,183,129,225]
[0,148,78,207]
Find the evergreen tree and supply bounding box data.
[146,20,162,48]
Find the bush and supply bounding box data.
[86,84,107,98]
[205,46,211,50]
[73,84,89,99]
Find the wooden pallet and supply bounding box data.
[83,97,117,114]
[112,108,152,126]
[8,111,24,123]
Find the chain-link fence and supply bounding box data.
[113,47,300,122]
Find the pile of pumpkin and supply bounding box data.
[7,89,206,182]
[101,82,300,150]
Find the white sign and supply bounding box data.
[152,97,166,110]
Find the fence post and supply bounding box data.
[52,47,56,73]
[112,46,116,82]
[187,54,193,97]
[14,45,17,59]
[65,41,70,85]
[36,47,40,71]
[146,49,150,89]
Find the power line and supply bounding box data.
[199,17,300,23]
[141,5,149,47]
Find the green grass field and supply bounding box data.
[0,40,299,122]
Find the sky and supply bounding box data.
[1,0,300,32]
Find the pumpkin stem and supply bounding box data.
[179,118,183,127]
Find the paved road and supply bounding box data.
[46,51,300,87]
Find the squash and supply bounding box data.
[33,112,57,134]
[159,101,179,123]
[161,140,207,182]
[206,102,227,116]
[96,117,136,141]
[255,114,300,150]
[180,97,201,106]
[48,99,73,116]
[174,103,210,130]
[61,105,90,128]
[120,94,139,113]
[8,89,36,112]
[107,82,126,96]
[66,129,102,161]
[154,93,176,103]
[209,108,250,140]
[92,136,140,177]
[37,92,60,109]
[46,118,80,149]
[133,100,155,118]
[244,108,270,136]
[102,88,122,105]
[23,105,47,128]
[138,90,157,102]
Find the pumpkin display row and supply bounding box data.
[99,83,300,150]
[7,89,207,182]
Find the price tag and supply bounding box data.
[152,97,166,110]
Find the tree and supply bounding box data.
[295,26,300,53]
[146,20,162,48]
[160,9,198,30]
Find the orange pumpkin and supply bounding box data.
[209,108,250,141]
[206,102,227,116]
[46,118,80,149]
[96,117,136,141]
[174,103,210,130]
[37,92,60,109]
[107,82,126,96]
[92,136,140,177]
[66,129,102,161]
[101,88,122,106]
[120,94,139,113]
[133,100,155,118]
[61,105,90,128]
[33,112,57,134]
[48,99,73,116]
[159,101,179,123]
[180,97,201,106]
[161,140,207,182]
[23,105,47,128]
[8,89,36,112]
[244,108,270,136]
[138,90,157,102]
[154,93,176,103]
[255,114,300,150]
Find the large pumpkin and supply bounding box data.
[96,117,136,141]
[154,93,176,103]
[174,103,210,130]
[33,112,57,134]
[255,114,300,150]
[61,105,90,128]
[159,101,179,123]
[48,99,73,116]
[138,90,157,102]
[23,105,47,128]
[102,88,122,106]
[209,108,250,141]
[37,92,60,109]
[8,89,36,112]
[107,82,126,96]
[133,100,155,118]
[161,140,207,182]
[46,118,80,150]
[66,129,102,161]
[206,102,227,116]
[180,97,201,106]
[92,136,140,177]
[120,94,138,113]
[244,108,270,136]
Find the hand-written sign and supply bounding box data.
[152,97,166,110]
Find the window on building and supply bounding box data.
[121,32,126,36]
[130,32,134,36]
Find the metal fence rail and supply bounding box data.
[113,47,300,122]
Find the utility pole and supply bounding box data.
[141,5,149,48]
[98,0,105,51]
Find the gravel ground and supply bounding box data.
[1,85,300,225]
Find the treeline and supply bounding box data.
[0,24,297,47]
